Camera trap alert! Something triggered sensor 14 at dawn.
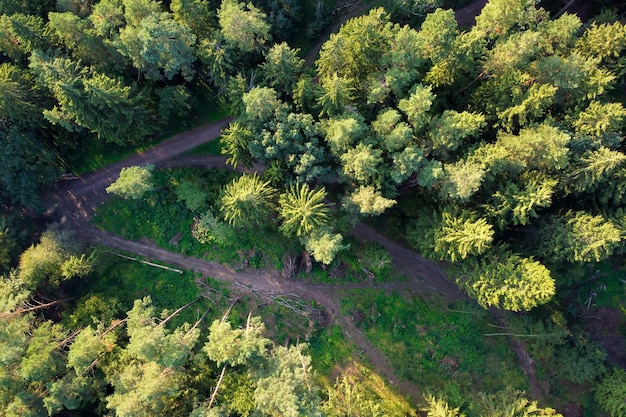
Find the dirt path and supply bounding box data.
[42,0,543,407]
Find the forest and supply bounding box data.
[1,0,626,415]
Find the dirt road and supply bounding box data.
[42,0,543,407]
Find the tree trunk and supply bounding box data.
[302,251,312,274]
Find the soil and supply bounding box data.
[41,0,545,408]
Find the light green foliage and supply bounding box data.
[572,101,626,138]
[192,211,236,246]
[125,297,200,367]
[254,344,322,417]
[121,0,161,26]
[89,0,125,38]
[43,374,93,415]
[106,164,154,199]
[278,183,330,237]
[219,174,276,228]
[322,376,383,417]
[473,0,546,40]
[537,13,581,54]
[497,83,557,131]
[463,253,555,311]
[47,11,121,71]
[303,229,348,265]
[18,321,67,384]
[221,122,254,168]
[433,211,494,262]
[398,84,435,131]
[318,73,354,116]
[343,186,396,216]
[106,361,184,417]
[372,109,413,153]
[473,387,562,416]
[575,21,626,77]
[390,146,426,184]
[488,177,556,228]
[496,124,570,173]
[421,394,464,417]
[567,147,626,193]
[260,42,304,95]
[175,179,209,212]
[61,254,93,279]
[441,160,485,201]
[484,31,542,76]
[117,12,196,81]
[541,211,622,263]
[595,368,626,417]
[323,113,368,156]
[243,86,280,123]
[18,225,82,288]
[204,316,270,366]
[0,272,30,313]
[316,8,393,93]
[218,0,270,53]
[340,144,383,184]
[67,325,116,374]
[428,110,485,156]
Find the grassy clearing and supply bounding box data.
[339,291,526,402]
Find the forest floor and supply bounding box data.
[43,0,545,408]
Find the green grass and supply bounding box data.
[340,291,526,398]
[92,168,297,269]
[183,136,224,156]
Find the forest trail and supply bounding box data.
[43,0,542,407]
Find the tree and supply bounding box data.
[372,109,413,153]
[318,73,353,117]
[192,211,236,246]
[572,100,626,139]
[433,211,494,262]
[117,12,197,81]
[440,160,485,202]
[595,368,626,417]
[539,211,622,263]
[219,174,276,228]
[170,0,215,40]
[260,42,304,96]
[420,394,464,417]
[278,183,330,237]
[0,64,41,128]
[0,127,57,207]
[221,122,254,168]
[487,177,556,228]
[302,229,348,265]
[567,147,626,194]
[323,376,383,417]
[0,13,49,62]
[427,110,485,156]
[18,224,84,288]
[340,144,383,185]
[472,387,562,416]
[398,84,435,131]
[473,0,546,40]
[106,164,154,199]
[242,86,280,123]
[254,344,322,417]
[322,113,368,157]
[30,51,155,145]
[217,0,270,54]
[342,186,396,217]
[462,252,555,311]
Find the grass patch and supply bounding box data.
[340,291,526,397]
[92,167,297,270]
[183,136,224,156]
